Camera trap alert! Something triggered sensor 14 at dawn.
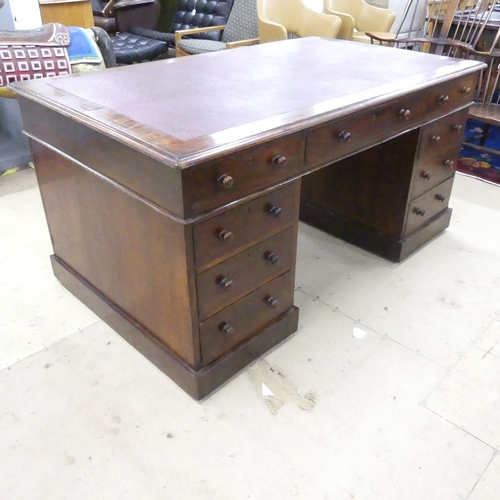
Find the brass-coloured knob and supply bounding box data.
[338,131,351,143]
[399,109,411,120]
[452,124,463,133]
[220,322,235,335]
[444,159,454,169]
[438,95,449,105]
[435,194,446,202]
[272,154,287,167]
[460,86,471,94]
[414,207,426,217]
[269,205,282,218]
[217,173,234,188]
[267,296,279,308]
[218,277,233,289]
[431,135,441,143]
[421,171,432,180]
[266,252,280,265]
[218,229,233,241]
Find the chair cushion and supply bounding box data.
[111,31,169,64]
[178,38,227,54]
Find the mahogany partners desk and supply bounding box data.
[12,38,484,400]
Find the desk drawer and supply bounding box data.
[193,182,299,271]
[183,135,305,217]
[417,107,469,160]
[405,176,454,235]
[305,74,475,168]
[199,271,294,366]
[196,226,295,320]
[410,143,460,200]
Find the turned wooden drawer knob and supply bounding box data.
[414,207,426,216]
[431,135,441,143]
[421,171,432,180]
[218,277,233,288]
[218,229,233,241]
[435,194,446,202]
[399,109,411,120]
[266,252,280,265]
[438,95,449,105]
[452,124,463,133]
[338,131,351,143]
[460,86,471,94]
[217,173,234,188]
[444,159,454,169]
[267,296,279,308]
[272,154,287,167]
[269,205,282,218]
[220,322,235,335]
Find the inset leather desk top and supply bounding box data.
[11,37,483,167]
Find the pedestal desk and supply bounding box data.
[12,38,484,399]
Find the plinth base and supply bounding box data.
[51,255,299,400]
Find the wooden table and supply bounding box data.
[12,38,484,400]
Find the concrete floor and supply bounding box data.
[1,168,499,500]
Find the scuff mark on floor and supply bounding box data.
[248,359,317,414]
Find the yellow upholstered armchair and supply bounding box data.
[257,0,342,43]
[324,0,396,43]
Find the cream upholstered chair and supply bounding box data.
[257,0,342,43]
[324,0,396,43]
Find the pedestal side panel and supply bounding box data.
[31,141,200,368]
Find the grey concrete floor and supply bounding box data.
[1,169,499,499]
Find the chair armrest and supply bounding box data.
[225,38,260,49]
[323,9,354,40]
[359,4,396,32]
[365,31,396,44]
[174,25,225,46]
[299,11,342,40]
[257,18,287,43]
[128,26,175,44]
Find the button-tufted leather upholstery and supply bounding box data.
[111,0,234,64]
[171,0,234,41]
[112,32,170,64]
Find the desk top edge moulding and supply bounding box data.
[12,38,485,399]
[11,38,483,169]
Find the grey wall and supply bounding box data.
[0,0,32,172]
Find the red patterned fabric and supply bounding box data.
[0,24,71,90]
[0,44,70,87]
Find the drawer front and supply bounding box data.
[199,271,294,366]
[410,143,460,200]
[417,107,469,160]
[193,181,299,271]
[305,74,475,168]
[405,176,455,235]
[183,135,305,217]
[196,227,295,320]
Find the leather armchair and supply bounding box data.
[324,0,396,43]
[111,0,235,64]
[257,0,342,43]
